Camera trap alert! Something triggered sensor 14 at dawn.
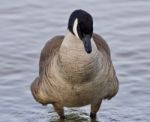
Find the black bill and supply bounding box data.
[82,35,92,54]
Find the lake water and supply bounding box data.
[0,0,150,122]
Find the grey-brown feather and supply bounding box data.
[31,33,119,106]
[39,36,64,75]
[92,33,118,99]
[93,33,111,57]
[40,33,110,74]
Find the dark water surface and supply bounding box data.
[0,0,150,122]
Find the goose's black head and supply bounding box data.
[68,9,93,54]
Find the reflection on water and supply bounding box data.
[0,0,150,122]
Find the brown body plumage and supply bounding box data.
[31,9,119,119]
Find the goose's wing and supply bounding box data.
[93,33,119,99]
[39,36,64,74]
[93,33,111,56]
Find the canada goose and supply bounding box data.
[31,9,119,119]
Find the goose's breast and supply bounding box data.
[59,48,101,83]
[62,74,111,107]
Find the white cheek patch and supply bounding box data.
[73,18,80,38]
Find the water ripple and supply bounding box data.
[0,0,150,122]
